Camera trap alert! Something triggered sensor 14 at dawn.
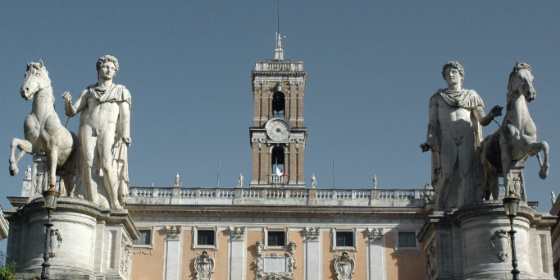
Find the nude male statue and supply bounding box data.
[420,61,502,210]
[62,55,131,210]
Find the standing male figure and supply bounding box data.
[62,55,131,210]
[420,61,501,210]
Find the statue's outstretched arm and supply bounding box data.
[475,105,503,126]
[62,89,88,117]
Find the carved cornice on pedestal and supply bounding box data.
[120,235,133,278]
[304,227,320,241]
[165,225,182,240]
[425,245,437,280]
[229,226,246,241]
[366,228,384,242]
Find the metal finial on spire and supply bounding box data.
[274,1,284,60]
[277,1,280,35]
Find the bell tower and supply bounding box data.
[249,33,307,188]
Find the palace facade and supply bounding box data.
[4,32,558,280]
[125,33,435,280]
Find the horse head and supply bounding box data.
[21,59,52,100]
[508,62,536,102]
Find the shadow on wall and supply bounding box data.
[389,245,425,280]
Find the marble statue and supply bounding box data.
[9,60,77,193]
[62,55,131,210]
[311,174,316,188]
[175,172,180,186]
[481,62,549,200]
[421,61,502,210]
[372,175,377,189]
[237,173,244,188]
[255,240,263,255]
[25,165,31,180]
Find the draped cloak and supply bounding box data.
[79,84,131,205]
[428,89,485,209]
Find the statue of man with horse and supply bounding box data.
[9,56,131,211]
[421,61,503,210]
[62,55,131,210]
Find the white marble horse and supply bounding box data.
[481,62,549,200]
[9,60,77,193]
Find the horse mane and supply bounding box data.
[507,62,531,94]
[26,61,49,77]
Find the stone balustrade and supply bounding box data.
[254,61,304,72]
[127,186,434,207]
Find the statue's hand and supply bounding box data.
[122,137,132,147]
[61,91,72,103]
[490,105,503,117]
[420,142,431,153]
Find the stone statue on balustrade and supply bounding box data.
[237,173,244,188]
[62,55,131,210]
[311,174,316,189]
[420,61,502,210]
[9,60,78,195]
[480,62,549,201]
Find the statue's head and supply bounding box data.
[442,61,465,83]
[96,55,119,75]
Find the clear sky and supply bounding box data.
[1,1,559,214]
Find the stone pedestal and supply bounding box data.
[418,201,555,280]
[6,197,138,280]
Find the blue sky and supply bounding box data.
[1,1,559,215]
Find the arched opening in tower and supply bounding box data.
[272,91,285,117]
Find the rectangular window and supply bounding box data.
[134,229,152,246]
[197,230,215,246]
[268,231,286,247]
[336,231,354,247]
[398,231,416,248]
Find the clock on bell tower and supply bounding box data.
[249,33,307,188]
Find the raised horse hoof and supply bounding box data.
[539,167,549,179]
[9,165,19,176]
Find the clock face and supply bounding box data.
[266,119,290,141]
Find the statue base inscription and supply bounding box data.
[418,201,555,280]
[5,197,138,280]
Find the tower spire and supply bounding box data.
[274,1,284,60]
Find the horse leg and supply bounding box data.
[536,141,549,179]
[500,143,512,196]
[484,164,499,200]
[61,174,74,197]
[525,141,549,179]
[9,138,32,176]
[482,153,493,200]
[47,147,59,189]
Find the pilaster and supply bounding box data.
[304,227,321,280]
[367,228,386,280]
[228,226,247,280]
[163,225,183,280]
